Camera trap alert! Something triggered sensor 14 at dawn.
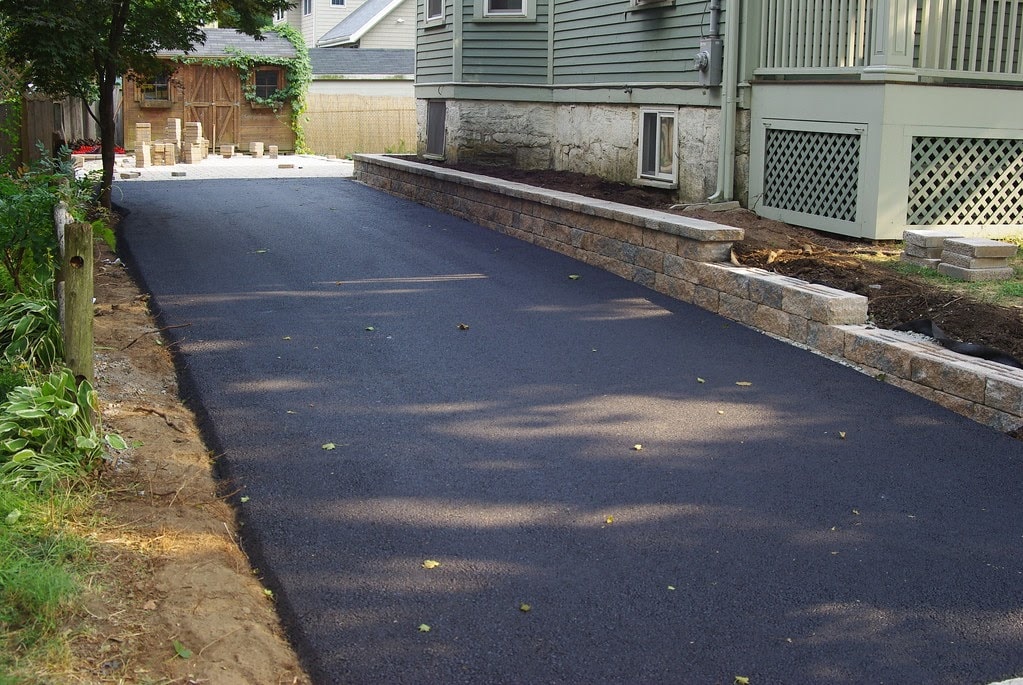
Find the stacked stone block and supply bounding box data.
[221,144,235,158]
[901,229,963,268]
[135,123,152,167]
[181,122,207,164]
[151,142,177,166]
[938,238,1017,281]
[269,145,278,159]
[251,141,264,158]
[164,118,182,154]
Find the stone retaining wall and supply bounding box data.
[353,154,1023,435]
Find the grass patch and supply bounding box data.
[0,485,94,682]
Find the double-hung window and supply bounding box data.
[638,108,677,185]
[426,0,443,21]
[303,0,312,15]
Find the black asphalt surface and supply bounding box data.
[116,178,1023,685]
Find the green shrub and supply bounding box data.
[0,368,104,491]
[0,289,62,371]
[0,367,27,402]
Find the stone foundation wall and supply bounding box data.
[354,153,1023,434]
[416,100,751,206]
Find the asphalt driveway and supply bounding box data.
[116,175,1023,685]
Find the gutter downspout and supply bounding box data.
[708,0,740,203]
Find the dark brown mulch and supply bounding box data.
[427,161,1023,364]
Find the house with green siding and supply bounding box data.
[416,1,1023,240]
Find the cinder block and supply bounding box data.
[942,237,1019,258]
[221,145,235,158]
[937,263,1014,281]
[940,251,1011,270]
[799,283,868,325]
[251,141,264,158]
[903,243,944,259]
[903,229,963,249]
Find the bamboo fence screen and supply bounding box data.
[303,94,416,157]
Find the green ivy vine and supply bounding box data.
[174,24,311,152]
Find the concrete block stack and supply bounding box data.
[901,230,963,269]
[251,141,264,158]
[938,238,1017,282]
[268,145,278,159]
[181,122,206,164]
[221,144,235,158]
[164,118,182,154]
[135,123,152,167]
[151,142,176,166]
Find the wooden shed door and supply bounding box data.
[182,64,240,148]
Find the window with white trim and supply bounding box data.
[638,109,677,183]
[485,0,525,16]
[331,0,345,5]
[303,0,312,15]
[426,0,443,21]
[274,7,285,21]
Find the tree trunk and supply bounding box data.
[98,72,115,209]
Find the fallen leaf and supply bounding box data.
[172,640,192,660]
[5,509,21,525]
[282,336,291,340]
[568,274,581,280]
[254,249,268,254]
[422,559,441,569]
[142,600,157,611]
[717,410,725,415]
[632,444,643,451]
[286,410,296,414]
[457,323,470,330]
[264,588,274,599]
[418,624,431,633]
[735,677,750,685]
[519,603,531,612]
[240,496,250,503]
[322,443,337,450]
[838,431,847,439]
[697,377,706,384]
[852,509,860,515]
[365,326,375,331]
[605,515,614,525]
[667,585,676,591]
[735,381,753,387]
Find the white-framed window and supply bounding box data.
[473,0,532,20]
[303,0,312,15]
[638,108,678,184]
[485,0,524,15]
[274,7,286,21]
[426,0,444,21]
[331,0,345,5]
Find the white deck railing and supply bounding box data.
[757,0,1023,81]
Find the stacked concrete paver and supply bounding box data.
[901,229,964,268]
[938,238,1017,281]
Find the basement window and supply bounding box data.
[426,0,444,23]
[638,108,678,186]
[425,100,446,158]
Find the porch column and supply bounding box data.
[862,0,919,81]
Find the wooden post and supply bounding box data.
[62,222,93,385]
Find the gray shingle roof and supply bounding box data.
[317,0,403,47]
[157,28,296,59]
[309,48,414,76]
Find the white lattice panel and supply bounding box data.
[762,128,860,222]
[908,136,1023,226]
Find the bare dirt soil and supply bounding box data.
[61,242,311,684]
[439,162,1023,365]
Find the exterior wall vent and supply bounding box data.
[908,136,1023,226]
[762,127,860,224]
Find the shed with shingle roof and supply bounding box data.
[125,29,298,154]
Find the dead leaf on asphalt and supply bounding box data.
[735,381,752,387]
[418,624,431,633]
[697,377,706,384]
[632,444,643,451]
[519,603,531,612]
[605,515,614,525]
[422,559,441,569]
[457,323,470,330]
[322,443,337,450]
[568,274,581,280]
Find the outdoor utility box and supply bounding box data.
[697,38,723,87]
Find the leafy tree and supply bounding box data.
[0,0,290,207]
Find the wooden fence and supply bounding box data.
[303,94,416,158]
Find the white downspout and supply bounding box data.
[708,0,740,203]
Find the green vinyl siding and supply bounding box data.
[552,0,707,84]
[417,0,455,82]
[460,1,550,83]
